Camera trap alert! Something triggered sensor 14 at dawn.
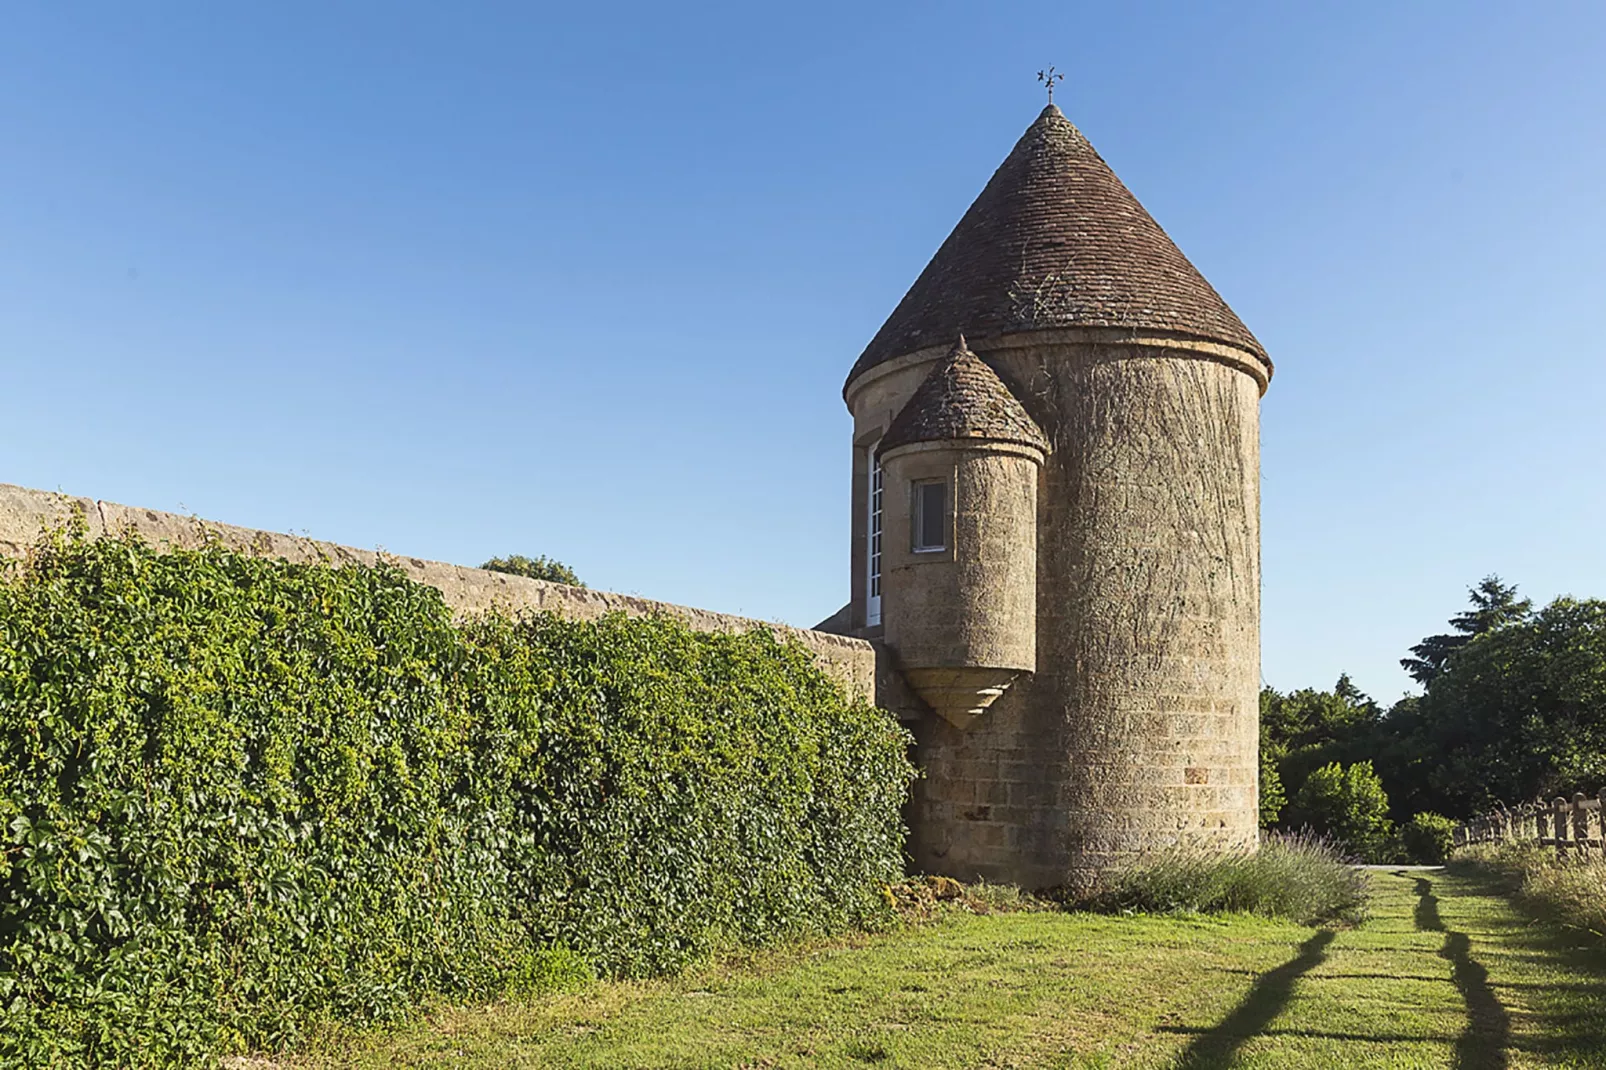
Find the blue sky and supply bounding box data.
[3,2,1602,703]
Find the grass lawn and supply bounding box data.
[286,870,1606,1069]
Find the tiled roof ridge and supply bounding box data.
[878,335,1049,456]
[848,105,1266,388]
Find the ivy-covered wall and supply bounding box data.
[0,482,878,699]
[0,533,914,1065]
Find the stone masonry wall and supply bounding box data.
[0,483,876,699]
[1009,343,1262,889]
[880,442,1039,673]
[848,328,1266,889]
[942,342,1262,890]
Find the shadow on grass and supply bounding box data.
[1166,929,1335,1069]
[1413,874,1509,1070]
[1437,867,1606,1066]
[1161,870,1606,1068]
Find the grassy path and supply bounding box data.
[303,870,1606,1068]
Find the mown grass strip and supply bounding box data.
[286,871,1606,1069]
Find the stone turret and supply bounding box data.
[844,105,1272,889]
[876,336,1045,730]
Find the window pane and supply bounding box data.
[925,482,946,548]
[915,481,946,551]
[867,451,883,624]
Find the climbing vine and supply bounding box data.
[0,532,913,1065]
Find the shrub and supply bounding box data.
[1451,843,1606,941]
[480,553,584,586]
[1285,760,1395,862]
[0,532,913,1065]
[1084,832,1368,926]
[1399,812,1457,865]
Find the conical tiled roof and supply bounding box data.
[878,336,1048,456]
[848,106,1265,386]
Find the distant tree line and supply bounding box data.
[1261,576,1606,862]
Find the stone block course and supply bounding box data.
[865,332,1263,889]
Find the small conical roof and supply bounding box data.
[849,106,1265,386]
[878,336,1048,455]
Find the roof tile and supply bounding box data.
[878,336,1048,455]
[849,106,1265,386]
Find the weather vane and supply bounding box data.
[1037,66,1064,105]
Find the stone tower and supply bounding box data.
[841,105,1272,890]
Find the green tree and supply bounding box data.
[1285,761,1394,862]
[1260,677,1383,816]
[481,554,584,587]
[1276,581,1605,824]
[1407,596,1606,813]
[1261,676,1380,757]
[1400,575,1532,686]
[1366,693,1434,822]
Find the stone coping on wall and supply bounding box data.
[0,483,875,699]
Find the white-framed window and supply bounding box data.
[912,480,947,553]
[867,448,883,626]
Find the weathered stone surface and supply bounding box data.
[0,483,876,699]
[851,329,1263,890]
[0,484,104,557]
[880,434,1042,728]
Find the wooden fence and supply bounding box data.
[1454,792,1606,855]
